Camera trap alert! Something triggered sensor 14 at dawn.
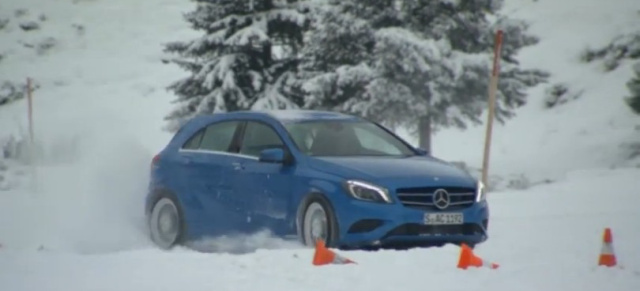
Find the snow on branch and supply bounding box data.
[373,27,444,74]
[225,21,270,46]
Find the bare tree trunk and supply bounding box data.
[418,115,432,154]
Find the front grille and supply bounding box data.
[395,186,476,211]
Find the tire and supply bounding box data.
[299,194,339,248]
[148,196,184,250]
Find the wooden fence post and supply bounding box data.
[481,30,504,188]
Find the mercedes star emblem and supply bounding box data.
[432,188,450,210]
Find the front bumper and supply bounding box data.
[334,199,489,249]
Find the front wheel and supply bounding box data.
[299,194,339,247]
[148,197,183,249]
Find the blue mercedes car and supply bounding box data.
[145,110,489,250]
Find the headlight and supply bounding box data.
[476,180,486,202]
[343,180,393,203]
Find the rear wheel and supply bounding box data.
[149,197,183,249]
[300,195,339,247]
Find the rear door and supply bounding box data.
[178,120,249,235]
[234,120,294,235]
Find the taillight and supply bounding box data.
[151,154,160,167]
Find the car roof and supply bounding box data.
[253,109,360,122]
[188,109,361,125]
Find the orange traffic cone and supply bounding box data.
[457,243,499,270]
[598,228,617,267]
[312,239,356,266]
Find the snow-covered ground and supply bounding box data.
[2,167,640,291]
[1,0,640,290]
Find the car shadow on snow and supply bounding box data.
[183,230,306,254]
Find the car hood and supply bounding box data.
[308,155,475,186]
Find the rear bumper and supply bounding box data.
[334,199,489,249]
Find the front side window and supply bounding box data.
[283,120,415,157]
[199,121,240,152]
[239,122,284,157]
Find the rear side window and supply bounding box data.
[182,130,204,150]
[199,121,240,152]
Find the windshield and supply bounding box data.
[283,120,416,157]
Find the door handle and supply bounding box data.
[232,162,244,170]
[182,156,193,165]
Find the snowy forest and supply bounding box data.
[161,0,551,151]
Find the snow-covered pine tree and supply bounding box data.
[299,0,457,150]
[388,0,549,150]
[627,62,640,115]
[299,0,549,152]
[297,2,378,111]
[163,0,310,131]
[341,27,458,149]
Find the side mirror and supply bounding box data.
[258,148,285,164]
[415,147,429,156]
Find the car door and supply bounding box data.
[234,120,294,235]
[178,120,250,235]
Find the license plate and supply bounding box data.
[424,213,463,225]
